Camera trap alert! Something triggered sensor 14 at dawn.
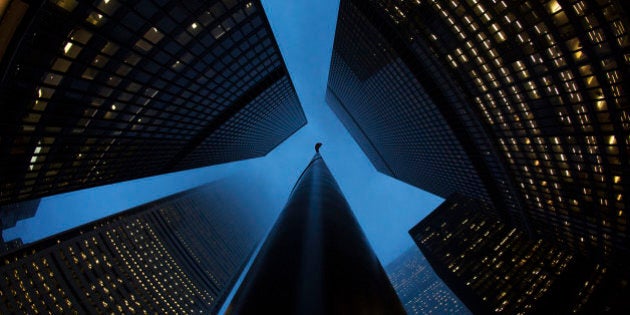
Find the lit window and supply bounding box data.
[62,42,81,58]
[547,0,562,14]
[50,0,78,12]
[96,0,120,15]
[211,25,226,39]
[143,27,164,44]
[86,12,106,26]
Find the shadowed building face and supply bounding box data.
[0,0,305,206]
[227,152,405,314]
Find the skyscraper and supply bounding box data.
[327,0,629,263]
[0,198,40,254]
[411,194,630,314]
[0,179,270,313]
[386,247,470,315]
[227,150,405,314]
[0,198,40,231]
[0,0,306,206]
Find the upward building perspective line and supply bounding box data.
[227,149,405,314]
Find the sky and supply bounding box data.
[4,0,443,266]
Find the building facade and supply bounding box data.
[328,0,629,263]
[0,198,40,254]
[0,179,269,313]
[386,246,470,315]
[0,0,306,205]
[411,194,630,314]
[0,198,40,230]
[227,152,405,314]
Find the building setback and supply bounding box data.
[0,198,40,230]
[0,198,40,254]
[411,194,630,314]
[385,246,470,315]
[327,0,629,265]
[0,179,269,313]
[227,151,405,314]
[0,0,306,206]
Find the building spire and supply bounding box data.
[315,142,323,153]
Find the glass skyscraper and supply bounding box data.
[386,247,470,315]
[0,0,306,206]
[0,179,269,313]
[411,194,630,314]
[327,0,629,268]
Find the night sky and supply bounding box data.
[4,0,443,266]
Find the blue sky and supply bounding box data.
[4,0,443,265]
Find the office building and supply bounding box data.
[386,246,470,315]
[327,0,629,262]
[0,198,40,254]
[411,194,630,314]
[228,151,405,314]
[0,198,40,230]
[0,179,269,313]
[0,0,306,206]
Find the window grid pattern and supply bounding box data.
[371,0,629,259]
[0,183,263,314]
[410,194,604,314]
[328,0,492,203]
[0,0,305,205]
[386,248,470,315]
[175,76,306,169]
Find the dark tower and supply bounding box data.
[0,0,306,206]
[227,150,405,314]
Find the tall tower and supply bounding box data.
[411,194,630,314]
[327,0,630,264]
[385,247,470,315]
[0,0,306,206]
[227,150,405,314]
[0,179,270,313]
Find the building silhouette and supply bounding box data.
[0,179,269,313]
[386,246,470,315]
[227,151,405,314]
[0,198,40,230]
[327,0,629,266]
[411,194,630,314]
[0,0,306,206]
[0,198,40,254]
